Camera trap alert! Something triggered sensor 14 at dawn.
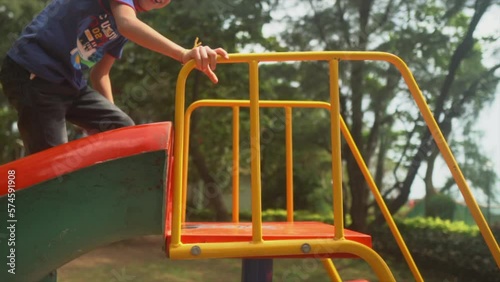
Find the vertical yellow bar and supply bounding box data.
[233,106,240,223]
[285,107,294,222]
[329,59,344,239]
[249,61,263,242]
[172,64,193,246]
[181,112,192,223]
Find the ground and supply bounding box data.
[58,235,403,282]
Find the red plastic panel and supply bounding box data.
[0,122,173,196]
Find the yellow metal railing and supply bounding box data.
[182,100,341,223]
[169,52,500,281]
[180,99,419,281]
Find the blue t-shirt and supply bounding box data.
[7,0,138,90]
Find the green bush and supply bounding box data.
[371,217,500,282]
[426,193,457,220]
[240,209,335,223]
[188,208,336,223]
[187,209,499,281]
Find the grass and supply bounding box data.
[60,258,416,282]
[57,236,421,282]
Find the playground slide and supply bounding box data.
[0,122,173,282]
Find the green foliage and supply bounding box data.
[189,208,356,226]
[446,135,499,200]
[273,0,500,231]
[259,209,335,223]
[188,208,499,280]
[190,208,310,222]
[426,193,457,220]
[399,217,479,235]
[0,0,498,238]
[371,217,500,282]
[0,1,52,162]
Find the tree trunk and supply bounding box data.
[424,149,439,217]
[346,0,375,232]
[188,72,230,221]
[376,0,492,222]
[189,143,231,221]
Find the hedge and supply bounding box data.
[186,209,500,281]
[370,217,500,282]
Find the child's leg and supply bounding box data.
[66,86,134,134]
[0,56,73,155]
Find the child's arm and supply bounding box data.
[110,1,228,84]
[90,53,116,103]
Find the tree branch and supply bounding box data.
[336,0,353,48]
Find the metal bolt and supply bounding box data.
[191,245,202,256]
[301,243,311,254]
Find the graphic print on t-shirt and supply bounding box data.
[70,14,119,70]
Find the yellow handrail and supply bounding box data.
[170,239,395,281]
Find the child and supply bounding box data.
[0,0,228,155]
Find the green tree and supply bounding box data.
[268,0,499,231]
[0,0,279,221]
[107,0,280,220]
[0,1,52,162]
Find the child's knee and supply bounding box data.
[99,113,134,131]
[119,114,135,127]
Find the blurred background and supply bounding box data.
[0,0,499,281]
